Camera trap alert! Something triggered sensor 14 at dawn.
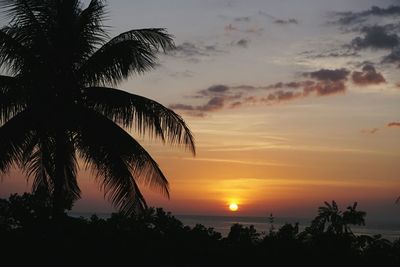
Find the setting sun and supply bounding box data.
[229,203,239,212]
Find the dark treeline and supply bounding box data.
[0,192,399,267]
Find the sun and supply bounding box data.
[229,203,239,212]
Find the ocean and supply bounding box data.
[69,212,400,241]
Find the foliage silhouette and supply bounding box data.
[305,200,366,236]
[0,0,195,218]
[0,193,399,267]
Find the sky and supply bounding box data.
[1,0,400,221]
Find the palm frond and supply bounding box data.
[114,28,175,52]
[75,0,108,63]
[73,106,168,214]
[0,0,49,47]
[78,39,157,86]
[83,87,196,155]
[78,28,174,86]
[0,75,27,124]
[0,108,34,174]
[20,129,81,204]
[0,28,31,74]
[24,136,54,194]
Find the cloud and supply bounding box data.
[224,23,264,34]
[224,24,239,32]
[235,39,249,48]
[361,128,380,134]
[169,96,227,116]
[169,41,224,63]
[258,10,299,25]
[174,42,208,57]
[304,68,350,82]
[274,18,298,25]
[302,49,359,59]
[303,80,346,96]
[170,68,350,116]
[330,5,400,66]
[382,46,400,65]
[244,26,264,34]
[234,16,251,22]
[387,122,400,128]
[352,65,386,86]
[334,5,400,25]
[351,25,399,50]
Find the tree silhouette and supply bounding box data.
[0,0,195,219]
[307,201,366,236]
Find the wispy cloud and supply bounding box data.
[224,23,264,34]
[301,48,359,59]
[274,18,298,25]
[258,10,299,26]
[180,157,296,167]
[361,128,380,134]
[387,121,400,128]
[168,41,225,63]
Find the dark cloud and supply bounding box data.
[331,5,400,66]
[170,68,351,116]
[351,25,399,50]
[236,39,249,48]
[169,97,225,113]
[274,19,298,25]
[335,5,400,25]
[195,84,234,98]
[352,65,386,86]
[304,68,350,82]
[382,46,400,65]
[303,81,346,96]
[208,84,230,93]
[387,122,400,128]
[361,128,380,134]
[266,81,314,89]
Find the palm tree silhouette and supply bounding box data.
[0,0,195,219]
[308,201,366,235]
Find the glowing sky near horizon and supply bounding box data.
[1,0,399,220]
